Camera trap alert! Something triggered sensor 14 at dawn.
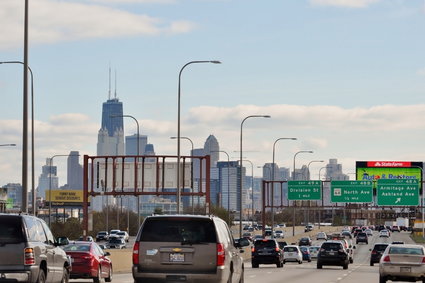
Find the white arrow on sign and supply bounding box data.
[395,198,401,204]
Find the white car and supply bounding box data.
[283,245,303,264]
[379,230,390,238]
[365,229,373,236]
[379,244,425,283]
[109,229,121,238]
[116,231,129,242]
[309,246,320,259]
[274,230,284,238]
[316,232,327,240]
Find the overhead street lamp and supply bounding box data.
[307,160,324,180]
[0,144,17,147]
[110,114,140,228]
[176,60,221,214]
[48,153,80,227]
[239,115,271,237]
[292,150,313,236]
[271,137,297,234]
[0,61,35,215]
[171,136,194,213]
[319,166,331,180]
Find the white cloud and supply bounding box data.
[310,0,381,8]
[2,104,425,186]
[90,0,176,3]
[0,0,196,50]
[417,68,425,76]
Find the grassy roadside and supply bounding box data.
[410,233,425,244]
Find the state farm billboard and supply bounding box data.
[356,161,423,185]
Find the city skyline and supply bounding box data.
[1,0,425,186]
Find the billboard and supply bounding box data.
[356,161,423,189]
[45,190,89,206]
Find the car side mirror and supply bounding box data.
[353,246,356,249]
[104,251,111,256]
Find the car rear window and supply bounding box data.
[0,216,25,244]
[139,217,217,243]
[255,240,276,248]
[284,246,298,252]
[63,244,91,252]
[389,247,424,255]
[374,244,389,252]
[321,243,342,250]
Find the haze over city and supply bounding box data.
[0,0,424,186]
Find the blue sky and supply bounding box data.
[0,0,425,186]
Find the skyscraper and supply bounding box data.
[67,151,82,190]
[37,158,58,200]
[96,97,125,156]
[203,135,219,167]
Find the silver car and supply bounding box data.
[132,215,249,283]
[379,244,425,283]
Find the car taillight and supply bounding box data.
[275,247,280,252]
[217,243,225,266]
[382,255,390,262]
[133,242,140,265]
[251,246,255,252]
[371,250,377,255]
[24,248,35,265]
[422,257,425,263]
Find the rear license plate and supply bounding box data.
[288,253,293,256]
[328,252,335,255]
[170,253,185,262]
[400,267,411,272]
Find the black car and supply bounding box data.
[317,241,349,269]
[356,232,368,244]
[251,239,284,268]
[369,243,389,266]
[299,237,312,246]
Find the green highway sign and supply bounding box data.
[288,181,321,200]
[331,180,373,203]
[377,179,419,206]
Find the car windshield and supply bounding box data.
[374,244,389,251]
[117,232,125,236]
[140,217,217,243]
[309,247,320,252]
[389,247,424,255]
[322,243,342,251]
[98,232,107,235]
[109,238,123,244]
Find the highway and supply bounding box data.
[70,230,418,283]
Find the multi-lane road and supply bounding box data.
[70,230,418,283]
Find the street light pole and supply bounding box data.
[110,114,140,228]
[271,137,297,234]
[171,136,194,213]
[239,115,270,238]
[242,159,254,226]
[177,60,221,214]
[0,61,35,215]
[292,150,313,236]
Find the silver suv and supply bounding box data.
[0,213,71,282]
[132,215,249,283]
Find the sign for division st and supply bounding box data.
[330,180,373,203]
[288,181,321,200]
[377,179,419,206]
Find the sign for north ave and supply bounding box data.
[288,181,321,200]
[331,180,373,203]
[377,179,419,206]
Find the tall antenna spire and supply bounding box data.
[114,69,117,99]
[108,64,111,100]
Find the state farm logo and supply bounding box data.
[367,161,411,167]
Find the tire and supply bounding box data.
[343,263,348,270]
[317,262,322,269]
[308,259,311,262]
[282,260,286,264]
[61,267,70,283]
[93,267,102,283]
[379,275,386,283]
[350,258,353,264]
[298,260,302,264]
[251,262,259,268]
[36,270,46,283]
[105,266,112,282]
[370,261,374,266]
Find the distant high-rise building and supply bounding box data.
[326,159,349,180]
[203,135,219,167]
[37,158,58,200]
[96,97,124,156]
[67,151,83,190]
[4,183,22,209]
[125,134,148,156]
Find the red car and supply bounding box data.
[62,241,113,282]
